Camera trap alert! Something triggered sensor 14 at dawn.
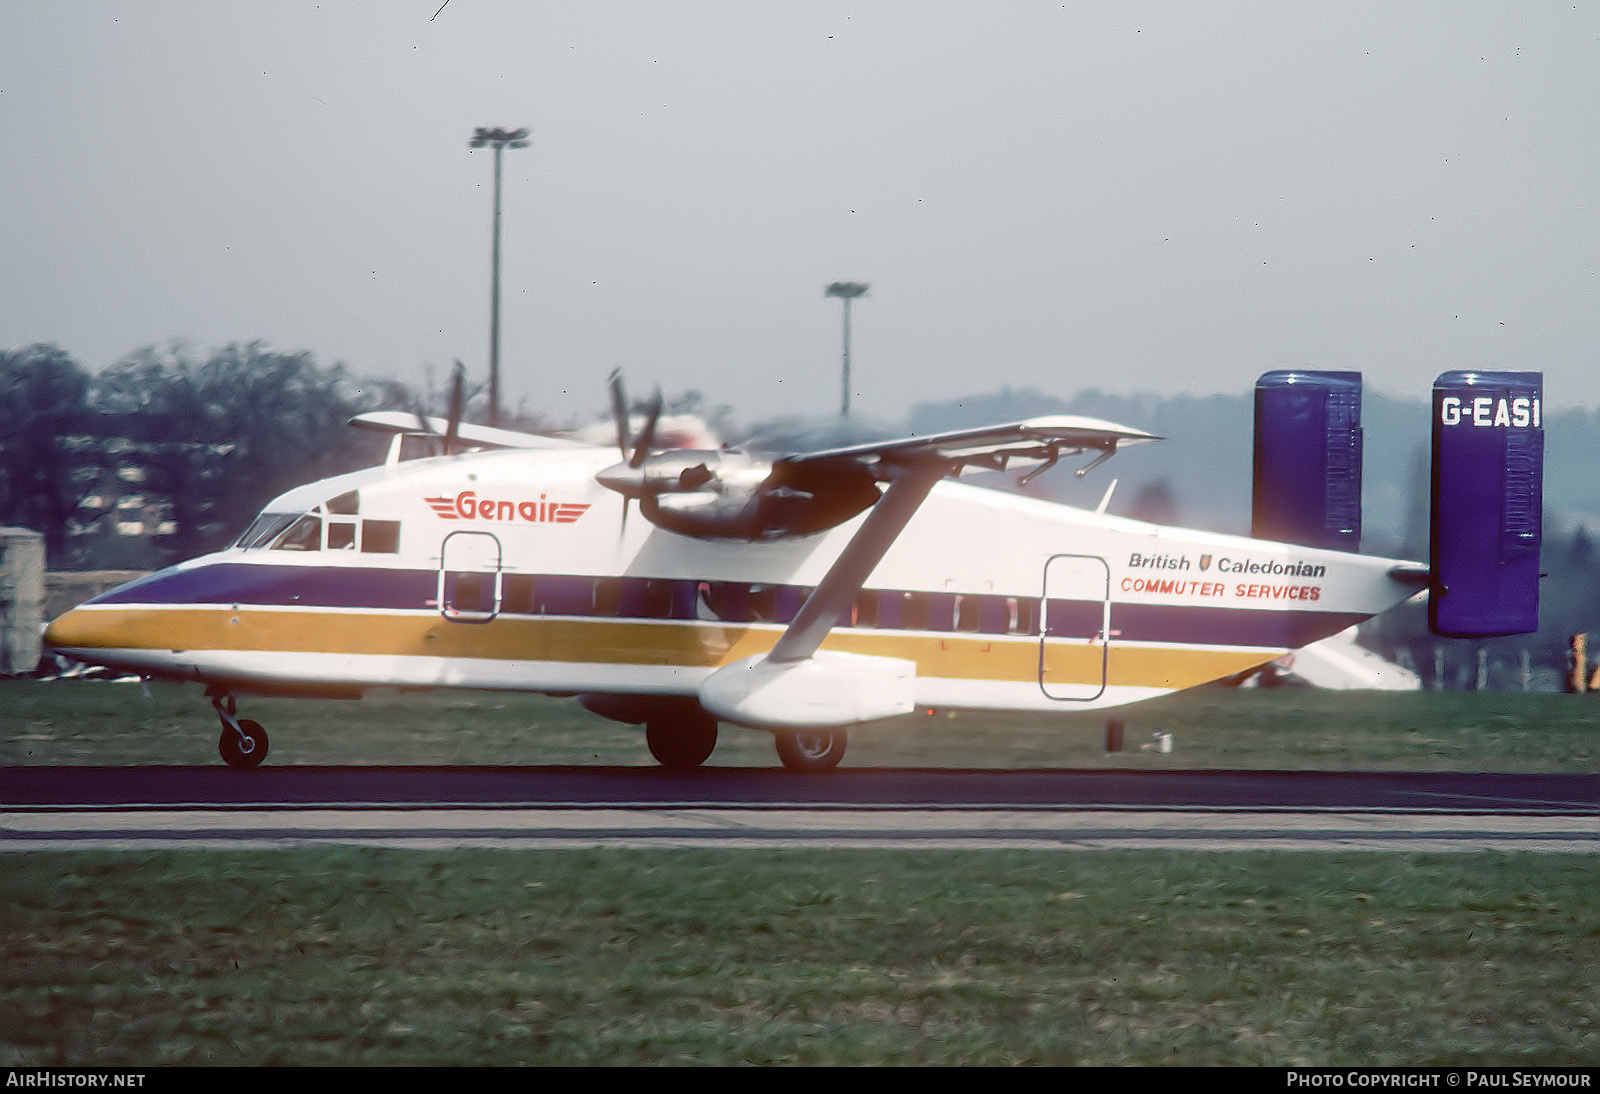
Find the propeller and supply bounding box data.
[401,359,470,457]
[609,368,630,459]
[594,372,878,541]
[602,370,667,533]
[605,370,665,470]
[443,360,466,456]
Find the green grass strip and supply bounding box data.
[4,848,1598,1065]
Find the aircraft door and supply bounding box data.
[1039,554,1110,701]
[438,530,503,623]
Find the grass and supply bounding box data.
[3,849,1598,1066]
[2,677,1598,771]
[4,682,1597,1065]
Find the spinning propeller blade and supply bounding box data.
[630,388,662,468]
[608,369,630,461]
[605,370,664,536]
[443,360,466,456]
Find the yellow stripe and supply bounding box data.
[51,606,1276,691]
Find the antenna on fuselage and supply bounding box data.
[1095,479,1118,515]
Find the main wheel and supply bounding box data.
[219,718,269,769]
[646,713,718,770]
[775,729,847,773]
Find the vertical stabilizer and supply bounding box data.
[1429,370,1543,637]
[1252,371,1363,552]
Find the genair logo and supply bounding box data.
[1439,395,1540,428]
[426,490,590,524]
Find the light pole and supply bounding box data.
[469,126,529,428]
[825,281,869,420]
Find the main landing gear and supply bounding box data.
[641,710,849,773]
[582,693,851,773]
[775,730,848,774]
[210,693,268,769]
[645,708,718,771]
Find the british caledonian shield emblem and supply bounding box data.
[1199,554,1213,572]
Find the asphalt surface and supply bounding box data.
[5,767,1596,851]
[3,765,1597,811]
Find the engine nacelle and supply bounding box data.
[641,455,881,541]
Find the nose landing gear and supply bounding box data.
[210,693,269,768]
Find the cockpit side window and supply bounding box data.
[326,490,360,515]
[273,514,323,551]
[327,521,357,550]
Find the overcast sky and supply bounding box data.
[3,2,1596,426]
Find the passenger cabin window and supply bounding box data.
[1007,597,1036,636]
[955,595,983,633]
[748,585,779,623]
[852,591,879,628]
[361,520,401,554]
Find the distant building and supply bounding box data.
[65,465,174,570]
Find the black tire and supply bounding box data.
[219,718,268,769]
[775,729,847,773]
[646,713,718,770]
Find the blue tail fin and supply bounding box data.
[1252,370,1363,552]
[1429,371,1543,637]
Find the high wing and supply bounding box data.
[780,414,1160,477]
[597,414,1160,541]
[764,416,1156,663]
[350,411,586,451]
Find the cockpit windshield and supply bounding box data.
[234,492,398,554]
[235,513,299,549]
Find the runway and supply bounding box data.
[4,767,1597,852]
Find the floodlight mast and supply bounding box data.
[469,126,530,429]
[825,281,870,420]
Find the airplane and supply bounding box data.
[41,368,1543,772]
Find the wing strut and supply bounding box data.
[768,459,949,664]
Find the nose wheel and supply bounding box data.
[211,694,269,768]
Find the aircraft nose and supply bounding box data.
[43,606,104,654]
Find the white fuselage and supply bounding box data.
[45,444,1422,723]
